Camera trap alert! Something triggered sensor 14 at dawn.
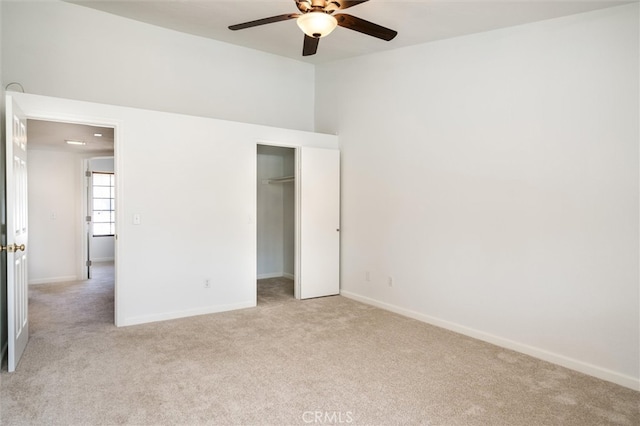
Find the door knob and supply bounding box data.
[1,244,25,252]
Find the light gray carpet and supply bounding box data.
[257,277,295,306]
[1,265,638,425]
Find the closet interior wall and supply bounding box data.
[257,145,295,280]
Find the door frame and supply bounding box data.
[256,141,301,299]
[12,98,122,326]
[256,141,341,301]
[81,156,116,280]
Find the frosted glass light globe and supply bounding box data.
[297,12,338,38]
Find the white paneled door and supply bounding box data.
[300,147,340,299]
[6,96,29,372]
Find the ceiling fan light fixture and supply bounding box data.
[297,12,337,38]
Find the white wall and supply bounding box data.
[27,150,83,284]
[1,1,315,132]
[316,4,639,390]
[12,93,338,327]
[89,157,115,262]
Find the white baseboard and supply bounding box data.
[257,272,295,280]
[121,300,256,327]
[340,290,639,391]
[29,275,78,285]
[257,272,283,279]
[92,257,114,262]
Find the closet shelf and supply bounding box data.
[263,176,295,184]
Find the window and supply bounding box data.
[92,172,115,236]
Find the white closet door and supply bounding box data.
[6,95,29,372]
[299,147,340,299]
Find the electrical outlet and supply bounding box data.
[204,279,210,288]
[388,276,393,287]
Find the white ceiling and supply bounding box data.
[28,119,115,155]
[69,0,632,64]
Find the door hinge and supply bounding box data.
[85,170,92,177]
[86,260,92,267]
[86,216,92,222]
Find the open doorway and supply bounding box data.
[27,119,115,317]
[257,144,296,304]
[85,157,115,279]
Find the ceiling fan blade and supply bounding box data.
[302,35,319,56]
[229,14,299,31]
[335,14,397,41]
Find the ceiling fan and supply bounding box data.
[228,0,398,56]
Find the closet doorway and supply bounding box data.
[257,145,296,304]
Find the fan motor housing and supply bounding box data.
[297,1,341,14]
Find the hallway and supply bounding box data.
[29,261,115,334]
